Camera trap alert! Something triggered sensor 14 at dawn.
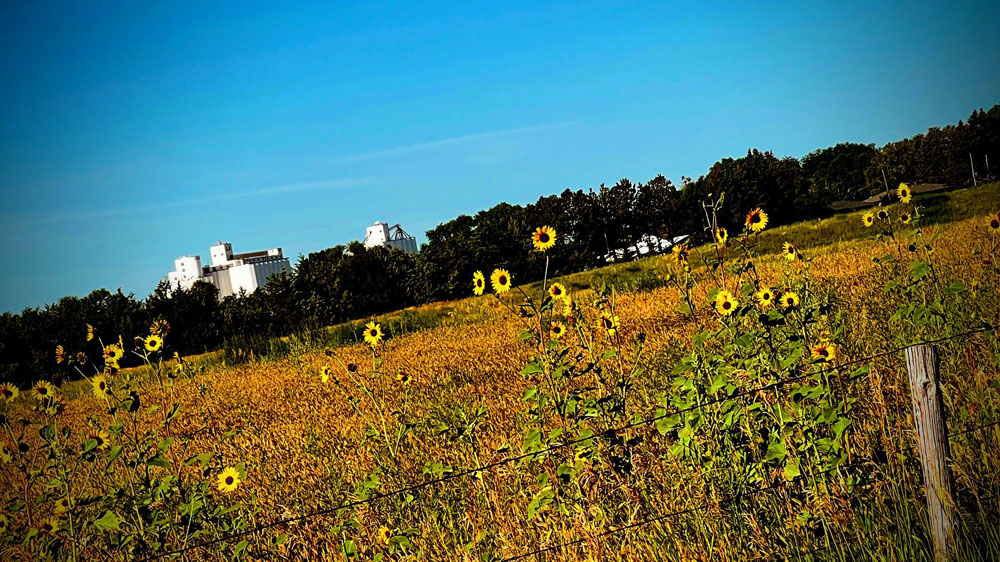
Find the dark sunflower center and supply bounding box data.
[722,301,731,310]
[992,220,1000,229]
[370,330,377,336]
[226,476,234,485]
[539,233,549,243]
[476,279,482,286]
[499,276,507,284]
[95,437,104,446]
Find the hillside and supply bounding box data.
[5,187,998,561]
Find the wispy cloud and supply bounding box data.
[335,121,580,163]
[14,177,373,225]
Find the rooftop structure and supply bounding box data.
[166,241,291,299]
[363,222,417,254]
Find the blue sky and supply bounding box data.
[1,1,998,313]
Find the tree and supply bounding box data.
[802,143,877,203]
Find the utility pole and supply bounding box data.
[881,167,891,200]
[970,153,978,187]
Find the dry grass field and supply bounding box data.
[3,185,1000,561]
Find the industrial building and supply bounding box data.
[363,222,417,254]
[166,242,291,299]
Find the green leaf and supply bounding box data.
[784,458,801,481]
[909,261,930,280]
[234,540,249,556]
[520,362,543,376]
[946,280,967,294]
[94,510,121,531]
[147,455,170,469]
[764,440,787,461]
[340,539,358,558]
[106,446,123,470]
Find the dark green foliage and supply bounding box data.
[802,142,878,204]
[865,105,1000,192]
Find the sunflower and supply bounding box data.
[144,334,163,353]
[319,366,331,384]
[714,290,738,316]
[755,287,775,309]
[899,212,912,224]
[91,375,108,399]
[396,373,412,385]
[782,242,797,261]
[877,208,889,221]
[811,343,836,363]
[40,518,59,534]
[32,380,55,401]
[347,362,358,373]
[745,208,768,233]
[472,271,485,296]
[562,296,574,317]
[897,183,912,203]
[671,243,689,264]
[104,343,124,363]
[55,496,71,513]
[550,321,566,339]
[150,319,170,336]
[0,514,8,534]
[714,227,728,245]
[532,226,557,252]
[75,352,86,363]
[378,526,393,545]
[599,313,620,336]
[363,321,383,347]
[548,282,567,300]
[85,324,95,342]
[87,428,111,451]
[490,269,512,294]
[216,467,242,494]
[1,442,11,463]
[0,382,18,402]
[55,345,65,364]
[862,212,875,228]
[989,213,1000,233]
[780,291,800,309]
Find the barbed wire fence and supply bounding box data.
[136,324,999,562]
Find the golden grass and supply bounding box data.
[24,212,995,560]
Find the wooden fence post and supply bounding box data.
[905,344,956,562]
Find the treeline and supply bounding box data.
[2,104,998,386]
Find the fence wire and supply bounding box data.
[136,324,997,561]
